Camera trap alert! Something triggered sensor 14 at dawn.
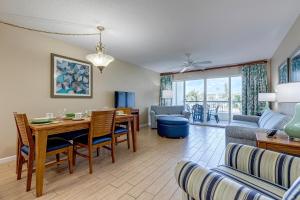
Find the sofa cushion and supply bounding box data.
[258,109,273,126]
[151,105,184,115]
[212,165,287,200]
[258,109,288,130]
[230,120,259,128]
[225,126,259,141]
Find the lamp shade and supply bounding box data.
[162,90,173,99]
[86,53,114,67]
[276,83,300,102]
[258,93,276,102]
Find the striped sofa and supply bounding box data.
[175,143,300,200]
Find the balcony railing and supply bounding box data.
[185,100,242,115]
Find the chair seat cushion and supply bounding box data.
[21,137,72,155]
[115,127,128,135]
[74,134,112,145]
[49,129,88,141]
[157,116,189,125]
[212,165,287,200]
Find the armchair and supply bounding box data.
[175,143,300,200]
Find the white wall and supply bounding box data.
[0,24,160,158]
[271,15,300,115]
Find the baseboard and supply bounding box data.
[140,123,149,128]
[0,155,16,164]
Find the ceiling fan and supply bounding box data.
[178,53,212,73]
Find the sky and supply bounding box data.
[185,76,242,94]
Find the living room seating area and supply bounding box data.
[1,1,300,200]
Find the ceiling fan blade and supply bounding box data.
[180,67,189,73]
[180,65,197,73]
[193,60,212,65]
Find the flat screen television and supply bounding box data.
[115,91,135,108]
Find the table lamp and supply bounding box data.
[258,93,276,110]
[276,82,300,141]
[162,90,173,106]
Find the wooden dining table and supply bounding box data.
[29,114,137,197]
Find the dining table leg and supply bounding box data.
[35,131,48,197]
[131,117,137,152]
[16,138,20,174]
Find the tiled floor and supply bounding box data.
[0,125,225,200]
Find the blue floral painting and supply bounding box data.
[51,54,92,98]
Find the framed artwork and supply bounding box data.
[278,58,289,84]
[51,53,93,98]
[290,47,300,82]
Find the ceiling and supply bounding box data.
[0,0,300,73]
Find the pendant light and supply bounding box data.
[86,26,114,73]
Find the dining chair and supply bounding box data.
[192,104,204,123]
[14,113,73,192]
[207,105,220,123]
[115,107,131,149]
[73,110,116,174]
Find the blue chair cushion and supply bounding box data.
[74,134,112,145]
[157,116,189,125]
[49,129,89,141]
[21,137,72,155]
[115,127,128,135]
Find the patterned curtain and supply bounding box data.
[160,75,173,106]
[242,64,268,115]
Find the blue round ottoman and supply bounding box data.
[157,116,189,138]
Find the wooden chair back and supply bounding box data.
[116,107,131,115]
[14,113,34,148]
[89,110,116,139]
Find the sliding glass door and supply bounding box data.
[207,77,230,124]
[172,75,242,126]
[185,80,204,112]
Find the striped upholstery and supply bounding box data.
[175,144,300,200]
[225,143,300,188]
[175,161,273,200]
[283,177,300,200]
[212,166,286,200]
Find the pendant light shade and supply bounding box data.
[86,53,114,70]
[86,26,114,73]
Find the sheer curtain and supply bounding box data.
[160,75,173,106]
[242,63,268,115]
